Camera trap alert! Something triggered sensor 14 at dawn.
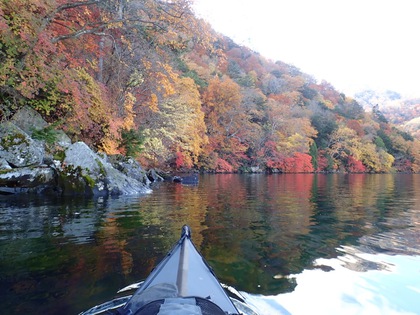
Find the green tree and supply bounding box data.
[118,128,145,158]
[309,141,318,170]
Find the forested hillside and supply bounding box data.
[1,0,419,173]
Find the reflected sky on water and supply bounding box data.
[246,251,420,315]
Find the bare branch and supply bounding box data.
[41,0,102,33]
[55,0,102,12]
[51,18,165,43]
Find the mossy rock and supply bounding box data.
[57,165,94,196]
[0,122,45,167]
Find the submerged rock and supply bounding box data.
[171,174,199,185]
[147,169,165,182]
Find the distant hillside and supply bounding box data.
[403,116,420,139]
[1,0,419,173]
[355,90,420,139]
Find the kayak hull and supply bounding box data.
[122,225,239,314]
[81,226,259,315]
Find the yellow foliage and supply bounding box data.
[379,150,395,172]
[73,68,110,126]
[142,59,152,71]
[324,100,335,109]
[149,94,159,112]
[328,126,362,160]
[107,21,123,29]
[390,133,410,154]
[358,142,380,171]
[120,35,132,52]
[156,63,177,96]
[100,137,120,155]
[277,132,311,156]
[408,141,420,172]
[122,92,136,130]
[141,76,207,168]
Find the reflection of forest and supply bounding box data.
[0,174,418,314]
[196,174,419,294]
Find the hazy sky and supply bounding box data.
[193,0,420,98]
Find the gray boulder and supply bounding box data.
[10,106,71,148]
[0,122,45,167]
[10,106,48,135]
[103,164,152,195]
[55,130,72,148]
[0,158,11,170]
[0,166,56,194]
[108,154,151,186]
[63,142,151,196]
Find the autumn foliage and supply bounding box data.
[1,0,419,173]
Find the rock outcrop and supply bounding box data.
[0,107,153,196]
[61,142,151,196]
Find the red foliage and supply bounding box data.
[347,156,366,173]
[175,151,185,169]
[259,140,284,169]
[215,158,233,173]
[226,47,243,59]
[281,153,314,173]
[268,93,295,106]
[316,80,342,105]
[242,54,265,76]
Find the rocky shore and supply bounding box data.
[0,107,162,196]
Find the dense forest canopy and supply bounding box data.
[1,0,419,173]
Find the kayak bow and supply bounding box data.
[81,225,259,315]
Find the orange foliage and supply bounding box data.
[346,119,365,136]
[268,92,297,106]
[2,0,419,174]
[316,80,342,106]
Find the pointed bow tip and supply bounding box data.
[181,225,191,238]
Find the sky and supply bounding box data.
[193,0,420,98]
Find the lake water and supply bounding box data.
[0,174,419,314]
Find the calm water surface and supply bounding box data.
[0,174,419,314]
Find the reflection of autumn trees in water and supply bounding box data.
[94,176,416,287]
[0,174,419,314]
[199,174,317,293]
[193,174,418,293]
